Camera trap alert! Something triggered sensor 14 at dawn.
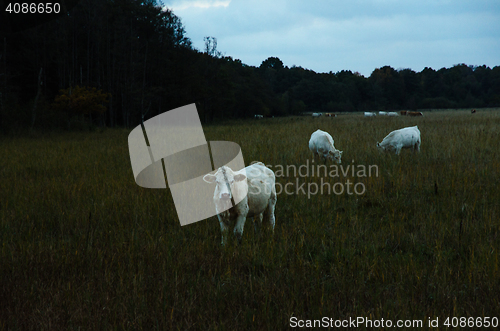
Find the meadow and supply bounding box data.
[1,109,499,330]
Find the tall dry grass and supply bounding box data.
[1,109,499,329]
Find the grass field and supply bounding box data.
[1,109,500,330]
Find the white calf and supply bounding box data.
[309,129,343,164]
[203,162,277,245]
[377,125,421,155]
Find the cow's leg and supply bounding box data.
[254,213,263,236]
[395,145,402,155]
[263,189,277,234]
[218,215,229,246]
[322,152,328,165]
[234,215,247,245]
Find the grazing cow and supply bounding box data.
[312,112,323,117]
[377,125,421,155]
[203,162,277,246]
[378,111,387,116]
[400,110,407,116]
[325,113,337,117]
[254,114,264,119]
[471,109,476,114]
[407,111,423,117]
[364,112,376,117]
[387,112,399,117]
[309,129,343,164]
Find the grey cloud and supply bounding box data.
[165,0,499,76]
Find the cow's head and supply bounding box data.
[329,149,343,164]
[376,142,385,152]
[203,166,247,203]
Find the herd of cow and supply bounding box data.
[311,112,337,117]
[364,110,423,117]
[204,120,422,245]
[308,111,424,117]
[308,126,421,161]
[260,109,477,119]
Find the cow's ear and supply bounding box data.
[234,174,247,182]
[203,174,216,183]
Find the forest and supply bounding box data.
[0,0,499,131]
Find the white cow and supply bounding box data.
[254,114,264,119]
[364,112,376,117]
[378,111,387,116]
[312,113,322,117]
[377,125,421,155]
[203,162,277,246]
[309,129,343,164]
[387,112,399,117]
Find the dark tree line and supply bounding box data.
[0,0,499,131]
[257,59,500,115]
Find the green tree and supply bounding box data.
[52,85,110,128]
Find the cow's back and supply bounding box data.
[309,130,334,153]
[381,126,419,148]
[405,126,420,144]
[380,129,400,146]
[238,162,275,217]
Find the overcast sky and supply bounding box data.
[164,0,500,77]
